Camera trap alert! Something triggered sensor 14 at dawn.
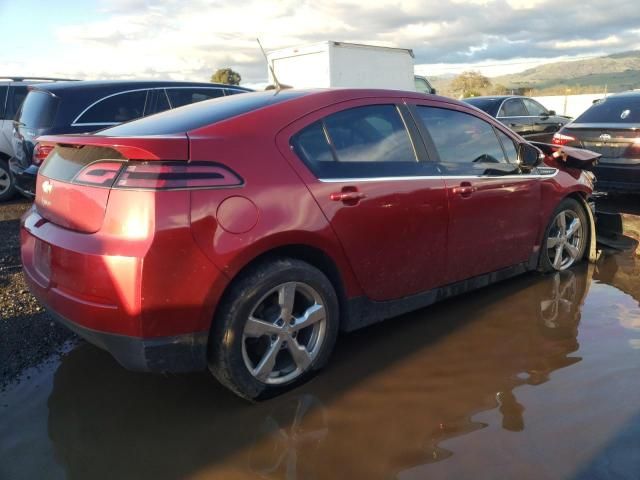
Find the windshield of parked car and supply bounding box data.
[574,96,640,124]
[99,90,307,136]
[463,98,500,117]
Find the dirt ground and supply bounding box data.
[0,199,75,390]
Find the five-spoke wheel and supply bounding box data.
[540,198,588,272]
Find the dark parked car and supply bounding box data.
[552,91,640,193]
[9,80,251,198]
[0,77,76,201]
[464,95,570,142]
[22,89,595,400]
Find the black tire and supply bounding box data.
[0,160,16,202]
[209,257,339,401]
[539,198,588,273]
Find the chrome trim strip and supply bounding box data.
[317,170,558,182]
[72,122,119,126]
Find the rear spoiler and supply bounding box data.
[36,134,189,161]
[529,142,601,171]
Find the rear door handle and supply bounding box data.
[452,182,475,198]
[330,187,366,205]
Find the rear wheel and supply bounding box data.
[539,198,588,272]
[209,258,339,401]
[0,160,16,202]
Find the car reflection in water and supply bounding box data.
[47,259,637,480]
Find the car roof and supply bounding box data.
[31,79,251,94]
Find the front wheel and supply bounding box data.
[539,198,588,272]
[0,160,16,202]
[209,258,339,401]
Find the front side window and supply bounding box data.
[167,88,224,108]
[291,104,424,179]
[76,90,148,124]
[499,99,527,117]
[415,106,507,167]
[523,98,547,116]
[497,130,519,163]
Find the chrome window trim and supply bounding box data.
[71,86,232,126]
[71,122,120,127]
[317,169,558,182]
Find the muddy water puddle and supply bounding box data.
[2,253,640,480]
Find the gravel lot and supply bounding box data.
[0,199,76,390]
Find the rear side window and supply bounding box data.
[6,86,28,120]
[167,88,224,108]
[575,96,640,123]
[291,105,423,179]
[75,90,148,124]
[17,91,59,129]
[499,99,527,117]
[0,86,7,118]
[100,90,305,136]
[415,106,507,165]
[464,98,500,117]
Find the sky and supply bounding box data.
[2,0,640,87]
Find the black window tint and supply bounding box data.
[292,105,428,179]
[499,99,527,117]
[224,89,245,96]
[497,130,519,163]
[6,86,28,119]
[574,96,640,123]
[77,90,148,124]
[464,98,500,117]
[523,98,547,116]
[416,106,506,164]
[167,88,224,108]
[0,86,7,118]
[101,90,305,136]
[17,91,59,129]
[146,89,170,115]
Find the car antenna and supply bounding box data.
[257,38,281,91]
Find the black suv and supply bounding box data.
[463,95,570,142]
[9,80,251,198]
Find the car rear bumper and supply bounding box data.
[593,163,640,193]
[8,159,37,197]
[36,294,208,372]
[21,204,227,373]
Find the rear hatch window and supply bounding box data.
[17,90,59,129]
[575,96,640,124]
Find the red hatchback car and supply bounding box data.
[21,89,595,399]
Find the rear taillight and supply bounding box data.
[33,143,54,166]
[70,161,243,190]
[551,133,576,146]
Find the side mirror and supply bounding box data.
[548,110,556,116]
[430,88,437,95]
[518,143,542,170]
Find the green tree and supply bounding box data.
[211,68,242,85]
[450,71,492,98]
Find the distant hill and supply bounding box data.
[494,50,640,94]
[428,50,640,97]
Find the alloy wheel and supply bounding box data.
[0,165,11,195]
[546,210,583,271]
[242,281,327,385]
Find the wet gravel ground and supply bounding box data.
[0,199,76,391]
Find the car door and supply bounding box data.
[497,98,532,137]
[279,100,449,302]
[523,98,564,142]
[410,102,541,284]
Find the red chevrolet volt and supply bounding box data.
[21,89,595,399]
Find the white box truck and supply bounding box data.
[266,41,435,94]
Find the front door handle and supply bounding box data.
[330,187,366,205]
[452,182,475,198]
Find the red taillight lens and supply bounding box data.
[73,161,125,187]
[33,143,55,166]
[113,162,243,190]
[552,133,576,146]
[70,161,243,190]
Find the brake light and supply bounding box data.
[70,161,243,190]
[33,143,54,166]
[552,133,576,146]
